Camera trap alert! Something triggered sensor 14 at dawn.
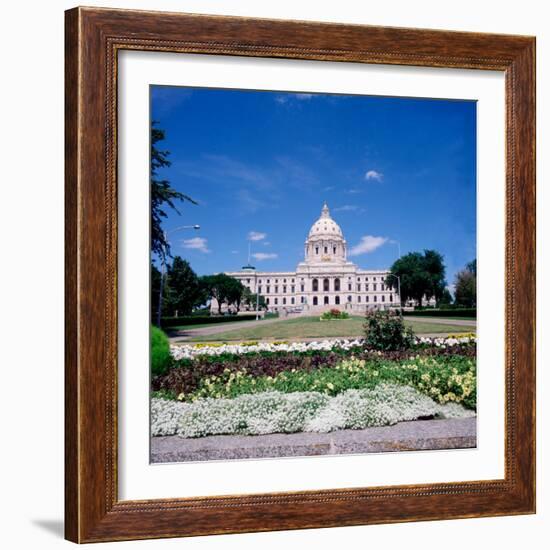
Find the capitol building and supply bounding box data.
[217,203,402,315]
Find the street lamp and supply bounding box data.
[242,263,260,321]
[387,273,402,310]
[156,224,200,327]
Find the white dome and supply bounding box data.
[308,203,343,239]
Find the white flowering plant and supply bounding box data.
[151,383,475,438]
[170,335,476,361]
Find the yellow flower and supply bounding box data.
[327,382,335,390]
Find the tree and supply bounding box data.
[225,277,246,312]
[151,264,163,321]
[241,288,267,311]
[454,260,477,308]
[166,256,202,316]
[151,122,196,260]
[439,288,454,307]
[200,274,243,314]
[386,249,447,307]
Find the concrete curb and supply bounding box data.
[151,417,476,463]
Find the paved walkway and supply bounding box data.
[151,417,476,463]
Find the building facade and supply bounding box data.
[213,203,403,315]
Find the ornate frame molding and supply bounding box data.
[65,7,535,542]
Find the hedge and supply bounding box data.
[404,308,476,318]
[161,314,257,328]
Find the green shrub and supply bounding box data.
[151,326,172,376]
[363,310,415,351]
[161,314,257,328]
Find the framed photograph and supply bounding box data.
[65,7,535,543]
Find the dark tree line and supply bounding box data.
[386,249,447,306]
[385,250,476,308]
[151,257,266,320]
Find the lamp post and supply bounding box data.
[156,224,200,327]
[242,263,259,321]
[387,273,402,310]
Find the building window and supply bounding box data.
[333,247,336,254]
[292,279,295,283]
[301,296,305,304]
[312,279,319,291]
[347,295,352,302]
[373,283,378,291]
[382,295,385,302]
[357,284,361,292]
[366,296,369,302]
[374,295,377,302]
[246,279,250,284]
[275,286,279,294]
[275,279,278,283]
[323,278,330,292]
[365,283,369,291]
[291,285,295,293]
[266,297,270,304]
[335,296,340,305]
[258,286,262,294]
[283,286,287,293]
[313,296,318,306]
[291,297,295,305]
[324,246,328,254]
[390,295,393,302]
[283,279,287,283]
[274,298,278,305]
[283,298,286,305]
[300,284,305,292]
[348,284,352,291]
[324,296,329,305]
[315,247,319,254]
[259,279,262,284]
[334,278,341,291]
[358,296,361,303]
[266,286,270,293]
[267,279,270,284]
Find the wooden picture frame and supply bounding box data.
[65,6,536,543]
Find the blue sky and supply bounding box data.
[151,86,476,289]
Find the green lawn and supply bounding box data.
[184,316,475,342]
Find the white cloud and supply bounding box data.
[182,237,210,254]
[252,252,278,261]
[231,250,239,254]
[348,235,388,256]
[365,170,384,181]
[294,93,313,100]
[248,231,267,241]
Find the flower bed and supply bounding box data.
[170,335,476,361]
[151,384,475,438]
[154,354,476,410]
[320,308,350,321]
